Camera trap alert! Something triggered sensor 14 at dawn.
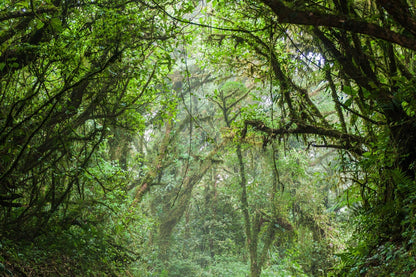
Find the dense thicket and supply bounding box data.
[203,0,416,275]
[0,0,180,274]
[1,0,415,276]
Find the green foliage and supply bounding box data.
[0,0,183,275]
[333,130,416,275]
[200,0,416,275]
[264,246,309,277]
[0,189,145,276]
[206,256,249,276]
[2,0,416,276]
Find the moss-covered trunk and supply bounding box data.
[157,141,225,260]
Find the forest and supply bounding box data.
[1,0,416,276]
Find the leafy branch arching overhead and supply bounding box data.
[1,0,416,276]
[0,0,183,236]
[199,0,416,275]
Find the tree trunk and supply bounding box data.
[157,141,225,260]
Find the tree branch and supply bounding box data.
[261,0,416,51]
[376,0,416,37]
[244,119,365,154]
[0,7,58,22]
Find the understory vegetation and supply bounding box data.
[1,0,416,276]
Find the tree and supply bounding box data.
[0,1,186,274]
[211,81,294,277]
[2,0,415,275]
[201,0,416,274]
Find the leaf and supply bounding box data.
[37,21,45,30]
[343,97,353,107]
[342,86,356,96]
[50,18,63,32]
